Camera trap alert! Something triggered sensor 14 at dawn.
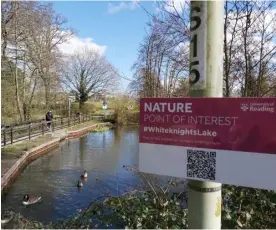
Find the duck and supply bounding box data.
[81,170,88,179]
[77,180,83,187]
[1,210,14,224]
[22,194,41,206]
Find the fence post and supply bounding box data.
[52,120,54,132]
[3,128,6,146]
[42,122,44,135]
[61,117,63,128]
[68,117,70,127]
[10,126,13,145]
[28,124,31,141]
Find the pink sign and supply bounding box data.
[140,98,276,155]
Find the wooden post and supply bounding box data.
[3,128,6,146]
[28,124,31,140]
[61,117,63,128]
[42,122,44,135]
[68,117,70,127]
[10,127,13,144]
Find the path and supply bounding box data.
[1,115,108,147]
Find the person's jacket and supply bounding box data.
[46,112,53,121]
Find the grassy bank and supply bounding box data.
[66,120,100,131]
[2,120,104,154]
[3,166,276,229]
[1,135,56,176]
[1,135,54,156]
[90,126,111,133]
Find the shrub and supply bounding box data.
[102,115,116,123]
[112,98,139,125]
[71,103,97,115]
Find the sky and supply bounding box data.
[50,0,276,94]
[51,1,156,92]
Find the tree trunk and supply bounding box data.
[223,1,230,97]
[23,103,28,121]
[14,3,23,122]
[44,80,51,109]
[79,101,84,112]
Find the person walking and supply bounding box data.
[102,101,107,110]
[45,110,53,131]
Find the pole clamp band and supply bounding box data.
[188,183,222,193]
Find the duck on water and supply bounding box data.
[77,180,83,187]
[81,170,88,179]
[22,195,41,206]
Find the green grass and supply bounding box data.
[93,109,114,115]
[66,120,100,131]
[90,126,110,133]
[89,101,102,109]
[1,135,53,154]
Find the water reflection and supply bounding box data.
[2,126,141,222]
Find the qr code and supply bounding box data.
[187,149,216,180]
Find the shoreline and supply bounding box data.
[1,122,112,191]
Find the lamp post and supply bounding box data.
[68,96,75,118]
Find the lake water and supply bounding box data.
[2,126,145,223]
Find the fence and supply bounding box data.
[1,115,104,146]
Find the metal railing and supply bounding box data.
[1,115,104,146]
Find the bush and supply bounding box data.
[102,115,116,123]
[112,98,139,125]
[221,185,276,229]
[71,103,97,115]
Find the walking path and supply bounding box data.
[1,115,106,147]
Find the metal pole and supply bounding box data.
[188,1,224,229]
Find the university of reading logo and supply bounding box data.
[240,102,275,113]
[240,103,249,111]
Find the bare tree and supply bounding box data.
[132,0,276,99]
[1,1,74,121]
[1,1,17,58]
[61,48,119,110]
[130,12,190,98]
[224,0,276,97]
[21,2,74,108]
